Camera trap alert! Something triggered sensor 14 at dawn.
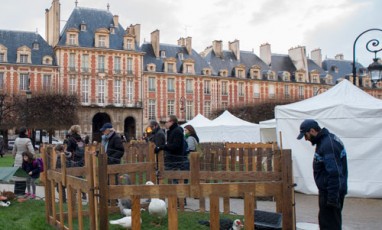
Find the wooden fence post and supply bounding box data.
[281,150,295,230]
[189,152,200,198]
[98,153,109,230]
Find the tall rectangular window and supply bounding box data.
[126,80,133,103]
[298,86,304,99]
[127,58,133,74]
[19,74,29,90]
[82,54,89,72]
[148,99,156,120]
[167,78,175,92]
[221,81,228,95]
[204,101,211,118]
[98,56,105,72]
[127,39,133,50]
[69,77,76,94]
[43,75,52,91]
[0,53,4,62]
[97,79,105,103]
[268,84,275,99]
[82,78,89,103]
[0,73,3,89]
[204,80,211,94]
[238,82,244,96]
[167,100,175,116]
[186,101,193,120]
[114,79,121,104]
[186,64,193,74]
[99,35,106,47]
[285,85,290,98]
[186,79,193,93]
[148,77,156,92]
[114,56,121,74]
[69,34,76,45]
[254,83,260,98]
[167,63,174,73]
[20,54,28,63]
[69,53,75,71]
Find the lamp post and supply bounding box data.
[352,28,382,85]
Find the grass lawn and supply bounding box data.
[0,153,14,167]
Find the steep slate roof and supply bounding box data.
[0,30,55,65]
[270,54,296,74]
[58,7,134,50]
[203,50,270,77]
[322,59,364,83]
[141,43,210,74]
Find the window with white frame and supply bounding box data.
[167,100,175,116]
[237,69,245,78]
[98,55,105,72]
[127,58,133,74]
[298,86,304,99]
[98,35,106,47]
[126,80,133,103]
[0,73,3,89]
[221,81,228,95]
[0,53,4,62]
[148,99,156,120]
[186,64,193,74]
[160,50,166,58]
[167,78,175,92]
[114,79,121,104]
[126,39,133,50]
[69,34,76,45]
[114,56,121,74]
[238,82,244,96]
[186,79,193,93]
[186,101,194,120]
[97,79,105,104]
[148,77,156,92]
[19,74,29,90]
[204,80,211,94]
[254,83,260,98]
[82,54,89,72]
[43,75,51,91]
[204,101,211,118]
[69,77,76,94]
[268,84,275,99]
[69,53,75,71]
[167,63,174,73]
[82,78,89,103]
[284,85,290,98]
[20,54,28,64]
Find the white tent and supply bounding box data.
[275,79,382,198]
[195,110,260,143]
[181,113,211,128]
[259,119,277,143]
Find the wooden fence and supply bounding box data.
[40,141,295,230]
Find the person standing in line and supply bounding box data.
[148,120,166,147]
[297,119,348,230]
[184,125,199,153]
[21,151,40,199]
[12,127,35,196]
[100,122,125,165]
[66,125,85,167]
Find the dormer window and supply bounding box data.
[66,29,79,46]
[331,65,339,73]
[219,69,228,77]
[160,50,166,58]
[0,53,4,62]
[80,23,87,31]
[250,65,261,79]
[99,35,106,47]
[182,59,195,74]
[43,55,53,65]
[95,29,110,48]
[123,35,135,50]
[178,53,184,60]
[203,68,211,76]
[0,45,7,63]
[167,63,174,73]
[282,71,290,81]
[32,42,39,50]
[17,45,32,64]
[147,63,156,72]
[264,70,275,80]
[235,65,246,78]
[110,24,115,34]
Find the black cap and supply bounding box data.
[297,119,320,140]
[100,123,113,132]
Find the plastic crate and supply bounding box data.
[254,210,282,230]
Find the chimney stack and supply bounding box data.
[228,39,240,61]
[311,48,322,67]
[260,43,272,66]
[186,37,192,55]
[212,40,223,58]
[151,30,160,58]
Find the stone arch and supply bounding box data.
[92,112,111,143]
[124,116,136,141]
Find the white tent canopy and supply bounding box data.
[275,79,382,198]
[259,119,277,143]
[181,113,211,128]
[194,110,260,143]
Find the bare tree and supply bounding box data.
[0,93,20,147]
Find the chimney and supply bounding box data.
[177,37,186,46]
[151,30,160,58]
[212,40,223,58]
[186,37,192,55]
[132,24,141,46]
[288,46,309,82]
[335,54,344,60]
[113,15,119,27]
[311,48,322,67]
[228,39,240,61]
[45,0,60,46]
[260,43,272,66]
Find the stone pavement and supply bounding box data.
[1,183,381,229]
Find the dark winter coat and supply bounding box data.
[105,132,125,165]
[149,127,166,147]
[161,123,186,168]
[22,160,40,179]
[66,133,84,166]
[312,128,348,205]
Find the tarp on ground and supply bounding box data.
[275,79,382,198]
[195,110,260,143]
[0,167,28,182]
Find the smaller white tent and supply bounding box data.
[195,110,260,143]
[259,119,277,143]
[181,113,211,128]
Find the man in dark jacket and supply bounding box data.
[100,122,125,165]
[148,120,166,147]
[154,115,186,170]
[297,119,348,230]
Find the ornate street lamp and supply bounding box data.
[352,28,382,85]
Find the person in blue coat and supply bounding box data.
[297,119,348,230]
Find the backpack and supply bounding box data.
[33,158,44,173]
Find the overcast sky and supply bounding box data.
[1,0,381,66]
